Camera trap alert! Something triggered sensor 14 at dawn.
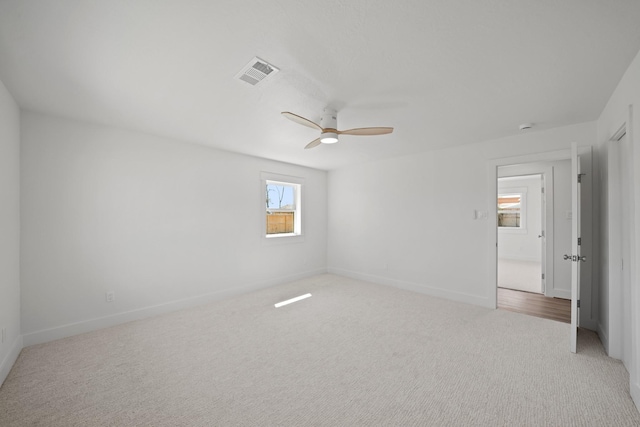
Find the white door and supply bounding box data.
[570,142,581,353]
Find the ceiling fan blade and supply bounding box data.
[282,112,322,131]
[304,138,322,149]
[338,127,394,136]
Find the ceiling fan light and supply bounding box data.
[320,132,338,144]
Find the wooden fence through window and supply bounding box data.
[267,212,294,234]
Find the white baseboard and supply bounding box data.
[632,380,640,414]
[579,318,598,332]
[23,268,326,347]
[328,267,491,308]
[597,322,609,354]
[547,289,571,300]
[0,334,23,387]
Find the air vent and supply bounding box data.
[235,57,279,86]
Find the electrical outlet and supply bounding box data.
[106,292,114,302]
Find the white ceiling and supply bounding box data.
[1,1,640,170]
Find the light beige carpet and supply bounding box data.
[1,274,638,426]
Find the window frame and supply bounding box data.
[497,187,527,234]
[260,172,304,244]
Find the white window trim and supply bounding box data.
[260,172,304,245]
[498,187,527,234]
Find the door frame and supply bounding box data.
[607,124,625,360]
[497,167,553,295]
[487,147,593,326]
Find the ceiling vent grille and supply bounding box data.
[235,57,279,86]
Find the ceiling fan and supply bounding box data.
[281,107,393,149]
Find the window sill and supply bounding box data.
[266,232,298,238]
[262,233,305,245]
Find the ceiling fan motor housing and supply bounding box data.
[320,108,338,143]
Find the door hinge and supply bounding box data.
[542,273,545,280]
[578,173,586,183]
[577,299,580,308]
[578,237,581,246]
[541,187,545,193]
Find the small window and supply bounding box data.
[498,194,522,227]
[261,172,303,241]
[266,182,297,235]
[497,188,526,232]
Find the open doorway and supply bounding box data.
[495,162,573,324]
[488,148,595,351]
[497,174,544,294]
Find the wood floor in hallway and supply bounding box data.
[498,287,571,324]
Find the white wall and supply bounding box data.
[599,134,610,351]
[0,78,21,386]
[497,175,542,262]
[597,47,640,409]
[20,112,327,345]
[328,121,597,309]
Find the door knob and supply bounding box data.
[563,254,586,262]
